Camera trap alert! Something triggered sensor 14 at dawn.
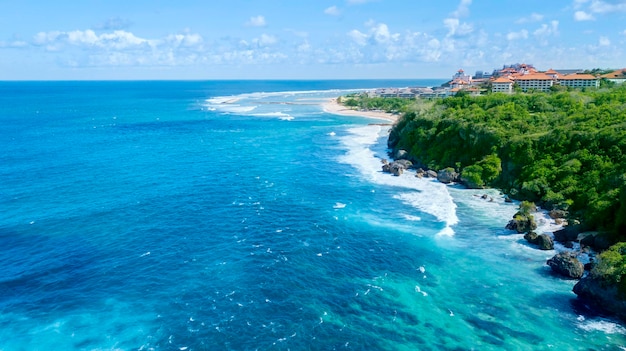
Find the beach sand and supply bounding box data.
[322,98,399,123]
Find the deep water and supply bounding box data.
[1,80,625,350]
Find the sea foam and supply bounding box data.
[338,125,458,234]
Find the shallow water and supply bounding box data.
[1,80,625,350]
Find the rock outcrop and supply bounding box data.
[547,252,584,278]
[537,234,554,250]
[506,215,537,233]
[382,159,412,176]
[524,231,539,244]
[437,168,458,184]
[573,277,626,321]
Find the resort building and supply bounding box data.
[513,73,555,92]
[491,77,514,93]
[601,69,626,85]
[558,74,599,89]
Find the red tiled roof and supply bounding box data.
[513,73,553,81]
[601,69,626,79]
[492,77,513,83]
[559,74,598,80]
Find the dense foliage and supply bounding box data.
[339,94,426,114]
[386,85,626,239]
[591,242,626,295]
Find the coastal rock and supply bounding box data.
[394,149,409,160]
[395,159,413,169]
[594,235,613,251]
[524,231,539,244]
[505,214,537,233]
[382,160,412,176]
[549,209,568,219]
[578,231,599,247]
[547,252,584,279]
[426,170,438,178]
[437,168,458,184]
[573,277,626,321]
[537,234,554,250]
[415,168,425,178]
[553,226,580,243]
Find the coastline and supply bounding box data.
[322,98,399,123]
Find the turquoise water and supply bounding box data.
[1,80,625,350]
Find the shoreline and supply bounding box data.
[322,98,399,123]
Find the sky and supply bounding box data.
[0,0,625,80]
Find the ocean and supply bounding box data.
[1,80,625,350]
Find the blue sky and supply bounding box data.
[1,0,625,80]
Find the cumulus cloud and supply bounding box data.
[588,0,626,14]
[452,0,472,18]
[599,36,611,46]
[325,6,341,16]
[533,21,559,45]
[443,18,473,37]
[574,10,595,20]
[443,0,473,38]
[516,12,544,23]
[347,29,368,46]
[507,29,529,41]
[246,15,266,27]
[257,34,277,46]
[35,29,155,50]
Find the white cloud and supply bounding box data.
[588,0,626,14]
[507,29,529,41]
[347,29,368,46]
[166,33,203,47]
[452,0,472,18]
[325,6,341,16]
[516,12,544,23]
[371,23,399,44]
[574,10,595,20]
[258,34,277,46]
[246,15,266,27]
[534,20,559,37]
[599,36,611,46]
[34,29,155,50]
[443,18,473,37]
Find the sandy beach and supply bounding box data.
[322,98,399,123]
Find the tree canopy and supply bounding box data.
[385,85,626,238]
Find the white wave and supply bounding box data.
[578,319,626,334]
[337,125,458,232]
[213,105,258,114]
[402,214,421,221]
[206,96,239,104]
[251,112,291,118]
[333,202,347,209]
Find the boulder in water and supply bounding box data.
[537,234,554,250]
[547,252,584,279]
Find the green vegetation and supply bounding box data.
[385,84,626,239]
[339,94,431,114]
[591,242,626,295]
[342,85,626,287]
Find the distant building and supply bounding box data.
[492,77,514,93]
[513,73,555,92]
[558,74,599,89]
[601,69,626,85]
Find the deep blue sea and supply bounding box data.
[1,80,625,350]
